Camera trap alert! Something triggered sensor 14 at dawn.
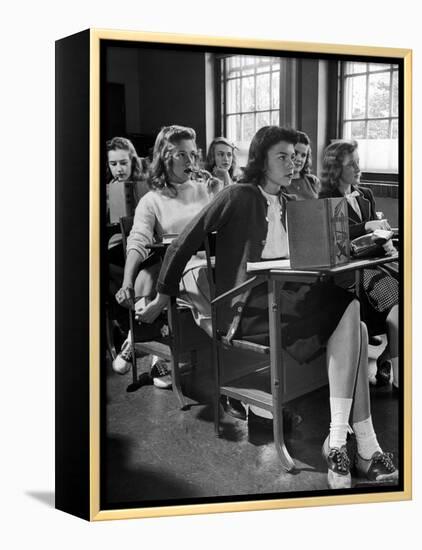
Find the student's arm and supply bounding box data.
[115,194,156,308]
[138,185,239,322]
[350,187,389,238]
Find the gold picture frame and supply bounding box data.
[55,28,412,521]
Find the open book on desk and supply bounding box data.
[247,259,291,271]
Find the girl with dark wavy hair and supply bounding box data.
[138,126,398,489]
[286,131,321,200]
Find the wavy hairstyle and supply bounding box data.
[295,130,313,177]
[106,136,147,182]
[149,125,198,195]
[320,139,358,196]
[204,136,238,179]
[242,126,299,186]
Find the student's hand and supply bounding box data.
[213,167,232,187]
[382,239,397,256]
[365,219,391,232]
[135,293,169,324]
[213,167,228,179]
[115,283,135,309]
[207,176,224,194]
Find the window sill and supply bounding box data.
[360,181,398,198]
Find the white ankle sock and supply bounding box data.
[329,397,352,449]
[353,416,382,459]
[391,357,399,388]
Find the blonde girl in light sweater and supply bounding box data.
[113,125,219,382]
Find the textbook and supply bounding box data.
[287,198,350,269]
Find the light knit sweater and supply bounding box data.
[126,179,212,260]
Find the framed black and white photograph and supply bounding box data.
[55,28,412,521]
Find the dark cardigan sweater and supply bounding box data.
[157,183,293,336]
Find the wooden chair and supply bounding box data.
[203,234,327,472]
[119,216,211,409]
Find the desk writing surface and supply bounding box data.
[246,253,398,277]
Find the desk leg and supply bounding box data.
[355,268,361,299]
[168,300,189,410]
[268,280,295,472]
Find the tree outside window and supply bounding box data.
[342,62,399,174]
[221,55,282,165]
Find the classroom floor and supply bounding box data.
[103,337,400,508]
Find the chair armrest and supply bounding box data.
[211,276,263,306]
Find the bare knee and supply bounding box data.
[343,298,360,325]
[386,304,399,330]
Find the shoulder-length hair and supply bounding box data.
[204,136,238,179]
[320,139,358,195]
[149,125,197,195]
[106,136,147,183]
[296,130,313,177]
[242,126,299,186]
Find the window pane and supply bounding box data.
[368,119,389,139]
[369,63,390,72]
[271,110,279,125]
[227,115,241,142]
[341,61,398,173]
[226,78,240,114]
[241,76,255,111]
[256,111,270,129]
[241,113,255,142]
[344,121,366,139]
[227,56,241,78]
[392,70,398,116]
[256,73,270,110]
[344,75,366,119]
[391,119,398,139]
[256,56,271,73]
[368,72,390,117]
[241,56,255,76]
[344,62,367,74]
[271,71,280,109]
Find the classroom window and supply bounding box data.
[220,55,283,164]
[342,62,399,174]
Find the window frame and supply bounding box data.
[339,61,399,184]
[217,54,297,165]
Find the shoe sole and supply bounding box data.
[153,376,172,389]
[112,363,131,375]
[327,469,352,490]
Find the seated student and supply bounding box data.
[319,139,399,393]
[204,136,240,187]
[286,131,321,200]
[138,125,398,489]
[106,136,149,224]
[106,137,150,347]
[113,125,220,386]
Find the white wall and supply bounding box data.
[1,1,419,548]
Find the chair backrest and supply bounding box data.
[119,215,134,258]
[203,232,217,301]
